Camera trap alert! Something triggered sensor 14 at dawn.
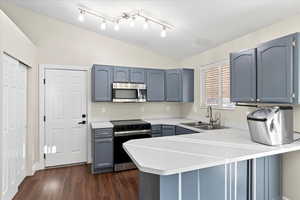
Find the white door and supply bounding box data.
[2,54,27,200]
[44,69,87,167]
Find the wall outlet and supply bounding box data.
[101,107,106,113]
[141,106,145,112]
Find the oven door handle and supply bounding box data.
[114,129,151,137]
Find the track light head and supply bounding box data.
[101,20,106,30]
[114,21,120,31]
[160,26,167,38]
[78,10,85,22]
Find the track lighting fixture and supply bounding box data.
[143,19,149,30]
[129,16,135,27]
[101,20,106,30]
[160,26,167,38]
[78,10,85,22]
[77,8,174,37]
[114,21,120,31]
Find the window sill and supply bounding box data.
[199,106,236,111]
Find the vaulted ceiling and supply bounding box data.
[4,0,300,60]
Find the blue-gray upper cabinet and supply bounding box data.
[230,49,257,102]
[114,67,130,82]
[257,33,296,103]
[146,69,165,101]
[92,65,113,102]
[130,68,145,83]
[166,69,182,102]
[165,69,194,102]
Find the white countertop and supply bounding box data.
[90,118,203,130]
[90,121,113,129]
[123,128,300,175]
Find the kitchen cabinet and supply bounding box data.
[151,124,162,137]
[92,65,113,102]
[255,155,282,200]
[92,128,114,174]
[230,33,300,104]
[146,69,165,101]
[114,67,130,82]
[162,125,175,136]
[131,68,145,83]
[230,48,257,102]
[175,126,197,135]
[165,69,194,102]
[140,155,282,200]
[257,34,294,103]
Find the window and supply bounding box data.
[200,62,234,109]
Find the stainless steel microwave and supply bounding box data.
[112,83,147,103]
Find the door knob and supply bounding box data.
[78,120,86,125]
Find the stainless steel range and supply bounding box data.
[111,119,151,171]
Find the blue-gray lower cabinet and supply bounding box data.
[146,69,165,101]
[131,68,145,83]
[165,68,194,102]
[175,126,197,135]
[92,65,113,102]
[139,155,282,200]
[162,125,175,136]
[255,155,282,200]
[114,66,130,82]
[91,128,114,174]
[151,124,162,137]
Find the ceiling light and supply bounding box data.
[78,10,85,22]
[114,21,120,31]
[101,20,106,30]
[129,17,135,27]
[160,26,167,38]
[143,19,149,30]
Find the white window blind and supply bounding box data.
[201,62,234,108]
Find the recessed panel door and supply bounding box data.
[45,69,87,167]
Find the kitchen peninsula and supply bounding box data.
[124,128,300,200]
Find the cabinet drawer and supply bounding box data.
[162,125,175,136]
[151,125,162,131]
[94,128,113,138]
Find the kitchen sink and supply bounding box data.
[181,122,228,130]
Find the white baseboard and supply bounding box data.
[31,161,44,175]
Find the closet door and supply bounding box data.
[2,54,27,200]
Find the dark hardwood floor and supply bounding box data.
[13,165,139,200]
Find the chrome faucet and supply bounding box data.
[206,106,220,127]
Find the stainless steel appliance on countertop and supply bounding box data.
[112,82,147,103]
[247,106,294,146]
[111,119,151,171]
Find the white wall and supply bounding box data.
[0,8,37,200]
[0,2,181,171]
[181,13,300,200]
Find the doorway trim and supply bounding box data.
[38,64,91,171]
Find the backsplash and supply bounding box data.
[91,102,182,121]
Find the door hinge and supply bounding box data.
[293,40,296,47]
[43,153,46,159]
[43,78,46,84]
[43,115,46,122]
